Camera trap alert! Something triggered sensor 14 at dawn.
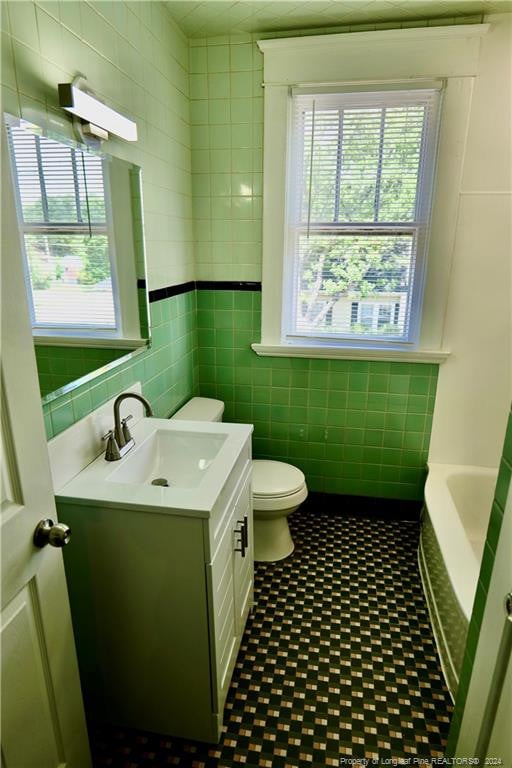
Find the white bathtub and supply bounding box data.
[419,463,497,698]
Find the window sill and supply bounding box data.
[33,335,147,349]
[251,342,450,364]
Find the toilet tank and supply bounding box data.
[171,397,224,422]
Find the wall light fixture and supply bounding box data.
[58,78,138,142]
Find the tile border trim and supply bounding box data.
[140,280,263,303]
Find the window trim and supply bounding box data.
[255,24,490,362]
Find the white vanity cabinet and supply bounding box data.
[57,431,253,744]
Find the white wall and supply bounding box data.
[428,13,512,468]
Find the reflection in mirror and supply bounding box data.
[4,114,150,403]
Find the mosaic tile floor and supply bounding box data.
[91,503,453,766]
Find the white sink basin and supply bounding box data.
[56,417,252,516]
[107,430,228,489]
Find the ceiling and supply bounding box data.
[165,0,510,38]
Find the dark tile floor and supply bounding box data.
[91,503,453,766]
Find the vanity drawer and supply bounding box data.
[207,451,251,561]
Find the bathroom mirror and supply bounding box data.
[4,113,150,404]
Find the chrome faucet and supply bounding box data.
[103,392,153,461]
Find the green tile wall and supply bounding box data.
[42,292,198,440]
[190,34,263,281]
[2,1,196,435]
[188,17,483,282]
[35,345,128,398]
[197,289,438,501]
[446,404,512,754]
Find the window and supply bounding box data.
[283,87,441,347]
[256,25,488,361]
[6,120,119,337]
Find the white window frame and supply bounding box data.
[254,23,490,363]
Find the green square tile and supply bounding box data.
[329,372,348,390]
[495,458,512,510]
[234,291,253,310]
[271,370,290,387]
[479,543,496,590]
[405,414,426,432]
[346,392,366,410]
[345,428,364,445]
[216,349,234,367]
[363,447,382,464]
[215,329,235,348]
[252,368,271,386]
[502,410,512,464]
[289,406,308,425]
[486,501,504,554]
[389,375,409,394]
[207,44,229,72]
[51,401,74,435]
[365,429,383,447]
[190,46,207,73]
[208,72,230,98]
[271,388,289,405]
[209,99,230,124]
[290,388,308,406]
[190,73,208,99]
[327,391,348,411]
[308,407,327,426]
[365,411,385,429]
[346,410,365,428]
[326,409,346,427]
[367,392,388,411]
[409,376,430,395]
[369,374,389,392]
[327,426,344,444]
[407,395,428,414]
[381,466,401,482]
[231,98,252,123]
[308,389,326,408]
[348,372,368,391]
[253,386,271,404]
[230,42,253,71]
[230,71,252,98]
[348,361,369,373]
[271,405,290,423]
[270,421,289,440]
[388,393,408,411]
[343,445,364,463]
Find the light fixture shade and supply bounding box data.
[58,83,138,142]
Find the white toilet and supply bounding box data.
[171,397,308,562]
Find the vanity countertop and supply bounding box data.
[56,417,253,517]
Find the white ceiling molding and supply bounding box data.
[257,23,490,84]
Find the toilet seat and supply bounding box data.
[252,460,308,512]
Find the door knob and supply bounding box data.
[34,519,71,548]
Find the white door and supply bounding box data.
[1,122,91,767]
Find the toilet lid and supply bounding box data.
[252,460,305,498]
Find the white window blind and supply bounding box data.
[284,87,441,346]
[6,123,117,331]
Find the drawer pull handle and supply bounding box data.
[242,515,248,549]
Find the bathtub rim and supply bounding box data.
[424,462,497,621]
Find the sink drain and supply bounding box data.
[151,477,169,487]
